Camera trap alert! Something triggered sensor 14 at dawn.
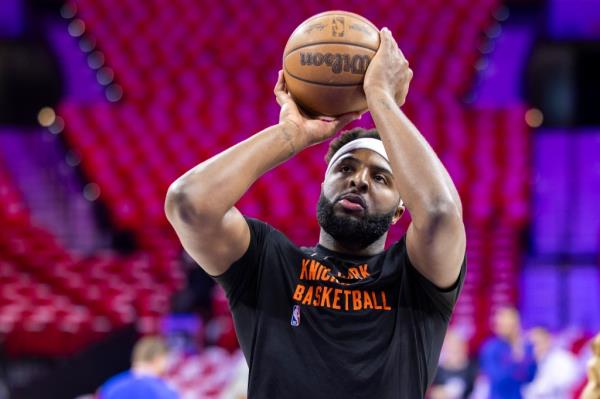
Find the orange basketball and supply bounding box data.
[282,11,380,117]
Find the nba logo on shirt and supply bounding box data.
[290,305,301,327]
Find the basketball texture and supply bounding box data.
[283,11,380,117]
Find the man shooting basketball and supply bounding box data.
[165,28,466,399]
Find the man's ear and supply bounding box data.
[391,203,405,225]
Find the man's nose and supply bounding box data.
[349,169,369,191]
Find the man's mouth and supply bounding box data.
[337,193,366,212]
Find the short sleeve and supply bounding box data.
[395,236,466,318]
[212,217,274,308]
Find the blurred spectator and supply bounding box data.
[581,332,600,399]
[220,355,248,399]
[98,336,179,399]
[429,329,478,399]
[480,307,537,399]
[522,327,579,399]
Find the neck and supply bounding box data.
[502,331,520,344]
[318,228,387,257]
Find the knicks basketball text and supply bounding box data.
[291,258,392,312]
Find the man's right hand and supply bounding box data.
[274,70,361,150]
[166,71,360,277]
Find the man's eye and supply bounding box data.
[374,175,387,184]
[340,165,352,173]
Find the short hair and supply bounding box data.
[131,336,168,364]
[325,127,380,164]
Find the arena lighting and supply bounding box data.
[97,67,115,85]
[68,19,85,37]
[106,84,123,102]
[37,107,55,127]
[65,152,81,167]
[486,23,502,39]
[87,51,105,69]
[49,116,65,134]
[83,183,101,201]
[60,3,77,19]
[79,36,96,53]
[525,108,544,128]
[493,6,510,21]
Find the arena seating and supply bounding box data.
[164,347,245,399]
[55,0,529,352]
[0,0,530,366]
[0,156,183,356]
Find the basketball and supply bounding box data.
[283,11,380,117]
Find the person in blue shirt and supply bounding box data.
[480,307,537,399]
[98,336,179,399]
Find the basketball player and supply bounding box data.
[165,28,466,398]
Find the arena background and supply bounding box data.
[0,0,599,397]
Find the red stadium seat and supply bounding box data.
[0,0,533,361]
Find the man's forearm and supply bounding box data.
[366,92,462,223]
[166,122,305,223]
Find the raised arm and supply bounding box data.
[364,28,465,288]
[165,72,360,276]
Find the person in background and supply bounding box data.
[522,327,579,399]
[479,307,537,399]
[581,332,600,399]
[220,355,249,399]
[165,27,466,399]
[98,336,179,399]
[429,328,478,399]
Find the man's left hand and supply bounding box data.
[364,27,413,106]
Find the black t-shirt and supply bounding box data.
[214,217,466,399]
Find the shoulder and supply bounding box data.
[104,370,132,385]
[384,235,409,255]
[481,338,503,353]
[213,216,305,284]
[392,235,466,301]
[145,376,179,397]
[484,337,502,346]
[244,216,275,238]
[245,216,284,244]
[245,216,306,254]
[371,236,410,269]
[99,371,133,395]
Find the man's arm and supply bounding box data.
[165,71,360,276]
[364,28,465,288]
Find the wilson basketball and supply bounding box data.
[283,11,380,117]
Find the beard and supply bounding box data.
[316,193,396,250]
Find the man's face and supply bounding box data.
[492,308,520,339]
[317,148,403,249]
